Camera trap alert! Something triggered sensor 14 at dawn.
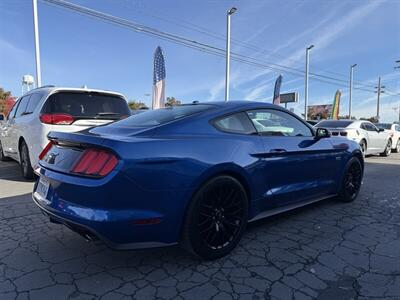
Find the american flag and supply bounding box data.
[152,46,166,109]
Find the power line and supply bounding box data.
[40,0,399,97]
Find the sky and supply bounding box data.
[1,0,400,122]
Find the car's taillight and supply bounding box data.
[39,141,55,160]
[340,132,348,136]
[71,149,118,177]
[40,113,74,125]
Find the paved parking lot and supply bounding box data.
[0,154,400,300]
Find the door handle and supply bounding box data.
[269,149,287,153]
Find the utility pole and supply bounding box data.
[374,77,385,122]
[304,45,314,120]
[349,64,357,119]
[225,7,237,102]
[32,0,42,87]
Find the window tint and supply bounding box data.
[316,120,353,128]
[396,125,400,132]
[25,93,42,114]
[114,104,213,127]
[247,109,313,137]
[15,95,31,118]
[42,92,130,119]
[213,112,255,134]
[363,123,377,132]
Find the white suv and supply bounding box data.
[0,86,130,178]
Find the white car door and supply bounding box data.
[364,122,380,152]
[9,95,31,157]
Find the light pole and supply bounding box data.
[225,7,237,102]
[304,45,314,120]
[349,64,357,119]
[395,60,400,122]
[32,0,42,87]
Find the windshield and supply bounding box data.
[376,123,392,130]
[42,92,130,120]
[316,120,354,128]
[113,104,214,127]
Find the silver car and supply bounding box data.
[316,120,392,156]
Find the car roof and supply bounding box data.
[23,86,125,99]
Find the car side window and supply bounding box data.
[15,95,31,118]
[213,112,256,134]
[25,93,42,114]
[7,99,20,119]
[364,123,377,132]
[246,109,313,137]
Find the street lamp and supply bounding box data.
[225,7,237,102]
[32,0,42,87]
[349,64,357,119]
[304,44,314,120]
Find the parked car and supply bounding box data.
[376,123,400,153]
[315,120,392,156]
[0,86,130,179]
[33,101,363,259]
[306,120,319,126]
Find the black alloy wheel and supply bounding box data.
[182,176,248,260]
[20,142,34,179]
[380,139,392,157]
[338,157,363,202]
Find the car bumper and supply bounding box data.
[32,166,185,249]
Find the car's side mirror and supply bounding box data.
[315,128,331,138]
[378,128,384,132]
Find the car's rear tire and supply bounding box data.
[19,141,34,179]
[0,140,10,162]
[394,140,400,153]
[181,175,248,260]
[337,157,363,203]
[380,139,392,157]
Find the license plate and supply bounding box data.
[36,177,50,200]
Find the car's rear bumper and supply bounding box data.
[32,166,187,249]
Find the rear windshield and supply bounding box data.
[42,92,130,120]
[376,123,391,130]
[316,120,354,128]
[113,104,214,127]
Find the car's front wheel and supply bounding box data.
[19,141,34,179]
[182,175,248,260]
[380,139,392,157]
[337,157,363,203]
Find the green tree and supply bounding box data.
[128,100,148,110]
[165,97,181,107]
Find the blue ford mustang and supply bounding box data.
[33,101,363,259]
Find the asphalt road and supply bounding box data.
[0,154,399,300]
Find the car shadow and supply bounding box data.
[0,160,36,183]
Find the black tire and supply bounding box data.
[0,140,10,161]
[182,175,248,260]
[380,139,392,157]
[394,140,400,153]
[359,140,367,156]
[19,141,34,179]
[337,157,363,203]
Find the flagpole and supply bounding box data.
[225,7,237,102]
